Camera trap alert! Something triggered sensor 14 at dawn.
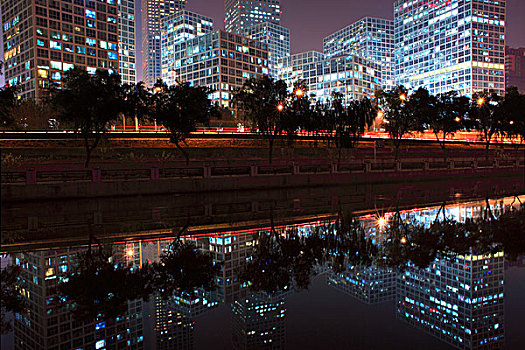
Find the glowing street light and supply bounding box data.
[477,97,485,106]
[400,237,407,244]
[399,94,407,101]
[377,110,384,118]
[378,217,387,229]
[126,249,134,257]
[455,117,461,122]
[277,104,284,112]
[295,88,304,97]
[510,120,514,125]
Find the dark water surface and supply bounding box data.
[1,179,525,349]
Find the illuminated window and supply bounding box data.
[50,61,62,70]
[108,52,117,60]
[85,9,96,19]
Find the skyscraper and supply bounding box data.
[161,30,269,107]
[142,0,187,86]
[1,0,120,100]
[276,52,382,104]
[394,0,506,96]
[118,0,137,84]
[323,17,395,89]
[245,22,290,78]
[225,0,281,35]
[505,46,525,92]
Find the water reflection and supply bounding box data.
[1,195,524,349]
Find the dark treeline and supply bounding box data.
[2,73,524,165]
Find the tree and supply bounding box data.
[501,87,525,143]
[376,86,425,161]
[149,80,215,164]
[427,91,470,161]
[1,265,27,334]
[233,76,290,163]
[51,68,125,167]
[10,99,57,130]
[468,91,506,160]
[0,85,18,129]
[123,81,152,131]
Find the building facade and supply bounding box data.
[225,0,281,35]
[244,21,290,78]
[142,0,186,86]
[394,0,506,96]
[161,30,269,107]
[276,52,382,104]
[505,46,525,93]
[118,0,136,84]
[323,17,395,89]
[396,253,505,350]
[160,10,214,84]
[1,0,120,100]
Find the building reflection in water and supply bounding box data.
[5,196,523,350]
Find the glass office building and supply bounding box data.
[1,0,120,100]
[142,0,187,86]
[323,17,395,89]
[161,10,214,84]
[276,52,382,104]
[244,22,290,78]
[161,30,269,107]
[394,0,506,96]
[118,0,136,85]
[225,0,281,35]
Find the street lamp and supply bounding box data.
[455,117,461,122]
[377,217,387,229]
[277,103,284,112]
[400,237,407,244]
[477,97,485,106]
[295,88,304,97]
[399,94,407,101]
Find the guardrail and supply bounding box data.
[2,157,523,185]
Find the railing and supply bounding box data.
[2,157,522,185]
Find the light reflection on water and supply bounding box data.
[1,195,524,350]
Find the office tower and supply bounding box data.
[225,0,281,35]
[245,22,290,78]
[397,252,505,349]
[161,30,269,107]
[327,266,396,304]
[505,46,525,92]
[142,0,187,86]
[394,0,506,96]
[118,0,136,84]
[323,17,395,89]
[231,291,288,350]
[161,10,214,84]
[11,247,143,350]
[276,52,382,104]
[1,0,120,100]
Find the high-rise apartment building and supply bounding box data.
[505,46,525,92]
[394,0,506,96]
[397,252,505,350]
[276,52,382,104]
[1,0,120,100]
[161,30,269,107]
[245,22,290,78]
[142,0,187,86]
[118,0,136,84]
[323,17,395,89]
[225,0,281,35]
[160,10,214,84]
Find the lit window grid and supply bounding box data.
[2,0,120,100]
[393,0,506,97]
[225,0,281,35]
[161,30,269,108]
[245,22,290,78]
[118,0,136,85]
[323,17,395,89]
[276,53,382,103]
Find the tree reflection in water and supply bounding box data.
[239,202,525,295]
[58,228,220,323]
